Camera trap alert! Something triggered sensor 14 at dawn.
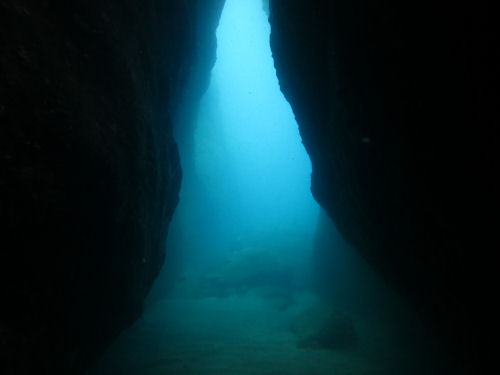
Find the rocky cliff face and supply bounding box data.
[2,0,496,373]
[0,1,222,373]
[269,0,497,371]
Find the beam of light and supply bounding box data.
[195,0,319,250]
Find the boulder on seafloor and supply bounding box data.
[179,246,293,298]
[211,247,293,291]
[290,304,357,350]
[171,246,294,300]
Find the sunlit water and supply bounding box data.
[189,0,319,261]
[86,1,457,374]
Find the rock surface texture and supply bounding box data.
[269,0,497,372]
[1,0,497,373]
[0,1,222,373]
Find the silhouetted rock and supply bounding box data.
[2,0,495,373]
[213,247,292,291]
[269,0,497,371]
[0,1,223,373]
[172,247,293,299]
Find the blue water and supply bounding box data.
[191,0,319,259]
[86,1,456,374]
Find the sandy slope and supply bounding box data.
[87,287,452,375]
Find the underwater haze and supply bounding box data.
[193,0,319,257]
[86,1,459,374]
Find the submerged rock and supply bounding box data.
[269,1,496,370]
[290,304,357,350]
[0,0,224,373]
[213,247,293,291]
[171,247,294,300]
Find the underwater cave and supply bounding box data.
[85,1,463,374]
[1,0,496,374]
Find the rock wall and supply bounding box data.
[2,0,496,372]
[0,1,221,373]
[149,0,226,302]
[269,0,497,372]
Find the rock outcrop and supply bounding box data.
[2,0,496,372]
[0,1,223,373]
[269,0,497,371]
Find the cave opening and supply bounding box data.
[86,1,460,374]
[179,0,320,268]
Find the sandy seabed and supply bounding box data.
[87,287,453,375]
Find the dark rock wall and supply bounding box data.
[172,0,225,163]
[149,0,226,302]
[269,0,497,371]
[2,0,496,372]
[0,0,221,373]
